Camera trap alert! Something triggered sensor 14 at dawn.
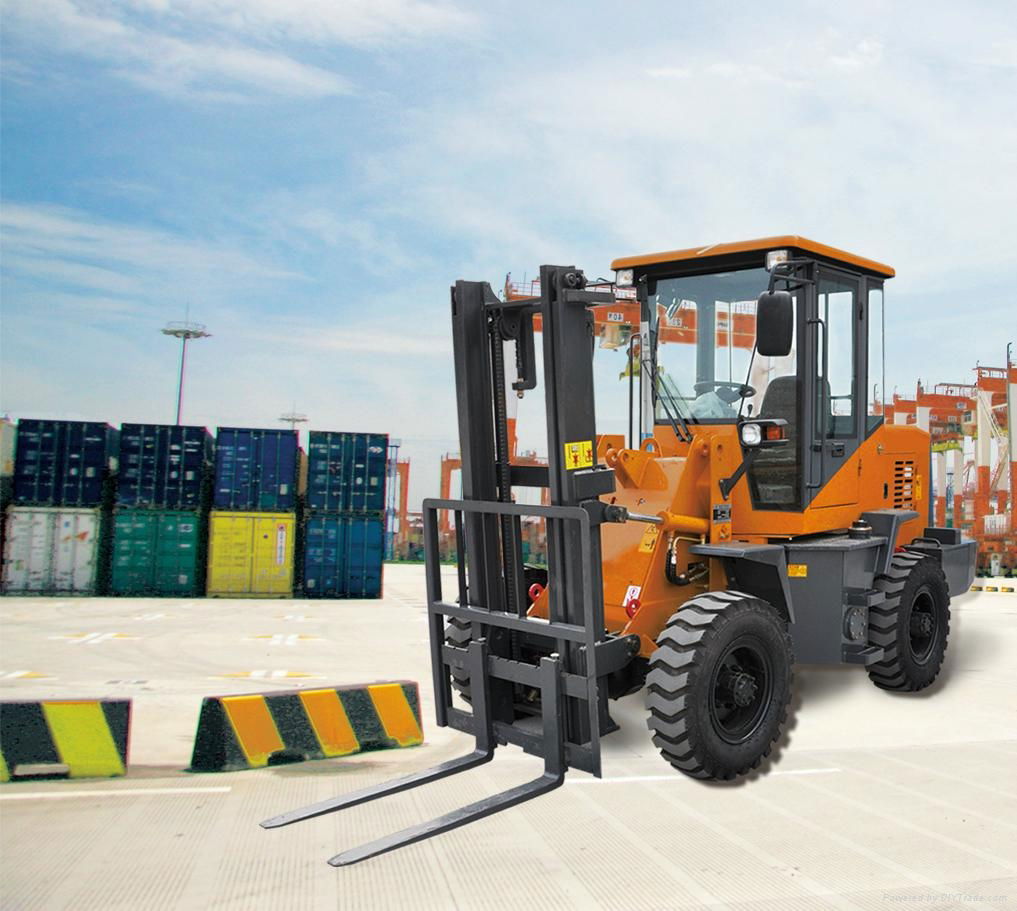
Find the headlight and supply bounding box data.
[765,249,789,271]
[615,268,634,288]
[740,423,762,446]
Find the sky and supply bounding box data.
[1,0,1015,504]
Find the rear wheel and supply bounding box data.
[647,591,793,780]
[868,553,950,691]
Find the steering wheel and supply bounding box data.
[693,381,756,404]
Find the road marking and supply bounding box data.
[48,632,138,645]
[565,768,841,785]
[105,679,148,685]
[0,786,232,801]
[278,614,315,622]
[214,670,320,679]
[248,634,319,646]
[133,613,166,621]
[0,670,53,680]
[770,767,843,776]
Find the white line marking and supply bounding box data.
[0,786,232,801]
[770,767,842,776]
[565,768,841,784]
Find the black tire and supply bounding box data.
[868,552,950,691]
[646,591,794,781]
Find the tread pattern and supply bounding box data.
[646,591,793,780]
[868,552,950,691]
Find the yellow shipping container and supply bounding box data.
[207,511,295,597]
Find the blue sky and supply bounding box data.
[1,0,1015,502]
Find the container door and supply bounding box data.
[346,516,384,597]
[302,517,322,594]
[111,511,155,594]
[53,510,97,592]
[252,515,293,595]
[28,510,54,590]
[157,511,198,595]
[324,516,342,595]
[3,510,46,591]
[208,513,253,594]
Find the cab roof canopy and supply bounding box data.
[611,235,895,279]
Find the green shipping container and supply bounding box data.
[110,509,205,596]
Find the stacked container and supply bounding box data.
[0,418,14,561]
[207,428,299,597]
[110,424,213,597]
[2,420,118,594]
[302,431,387,599]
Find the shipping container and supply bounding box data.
[214,428,298,511]
[302,513,384,598]
[110,509,205,596]
[0,419,15,477]
[117,424,213,509]
[306,431,388,513]
[13,419,118,507]
[2,506,103,594]
[207,511,295,597]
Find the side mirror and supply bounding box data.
[756,290,793,357]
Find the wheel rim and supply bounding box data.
[907,585,939,664]
[708,635,774,744]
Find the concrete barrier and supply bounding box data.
[0,699,131,781]
[189,682,422,772]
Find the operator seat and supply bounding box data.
[749,376,799,507]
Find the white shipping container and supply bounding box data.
[2,507,102,593]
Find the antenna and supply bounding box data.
[279,405,308,431]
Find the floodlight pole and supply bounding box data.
[161,321,211,425]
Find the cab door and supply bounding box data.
[807,267,862,506]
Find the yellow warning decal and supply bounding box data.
[914,475,923,500]
[638,524,660,553]
[788,564,808,578]
[563,440,594,470]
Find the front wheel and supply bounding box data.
[646,591,793,781]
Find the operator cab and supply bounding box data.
[611,236,894,512]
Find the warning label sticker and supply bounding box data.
[787,563,808,578]
[638,524,660,553]
[563,440,594,470]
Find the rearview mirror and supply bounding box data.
[756,290,793,357]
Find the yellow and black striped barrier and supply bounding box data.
[0,699,131,781]
[189,682,423,772]
[970,584,1016,593]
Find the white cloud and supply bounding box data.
[118,0,476,46]
[0,203,301,282]
[1,0,352,99]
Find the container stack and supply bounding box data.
[2,419,118,594]
[302,431,388,599]
[110,424,213,597]
[206,428,299,597]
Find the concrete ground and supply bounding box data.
[1,563,1016,910]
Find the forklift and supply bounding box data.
[263,236,976,865]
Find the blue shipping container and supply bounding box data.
[306,431,388,513]
[214,428,298,511]
[13,419,118,507]
[302,514,384,598]
[117,424,213,508]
